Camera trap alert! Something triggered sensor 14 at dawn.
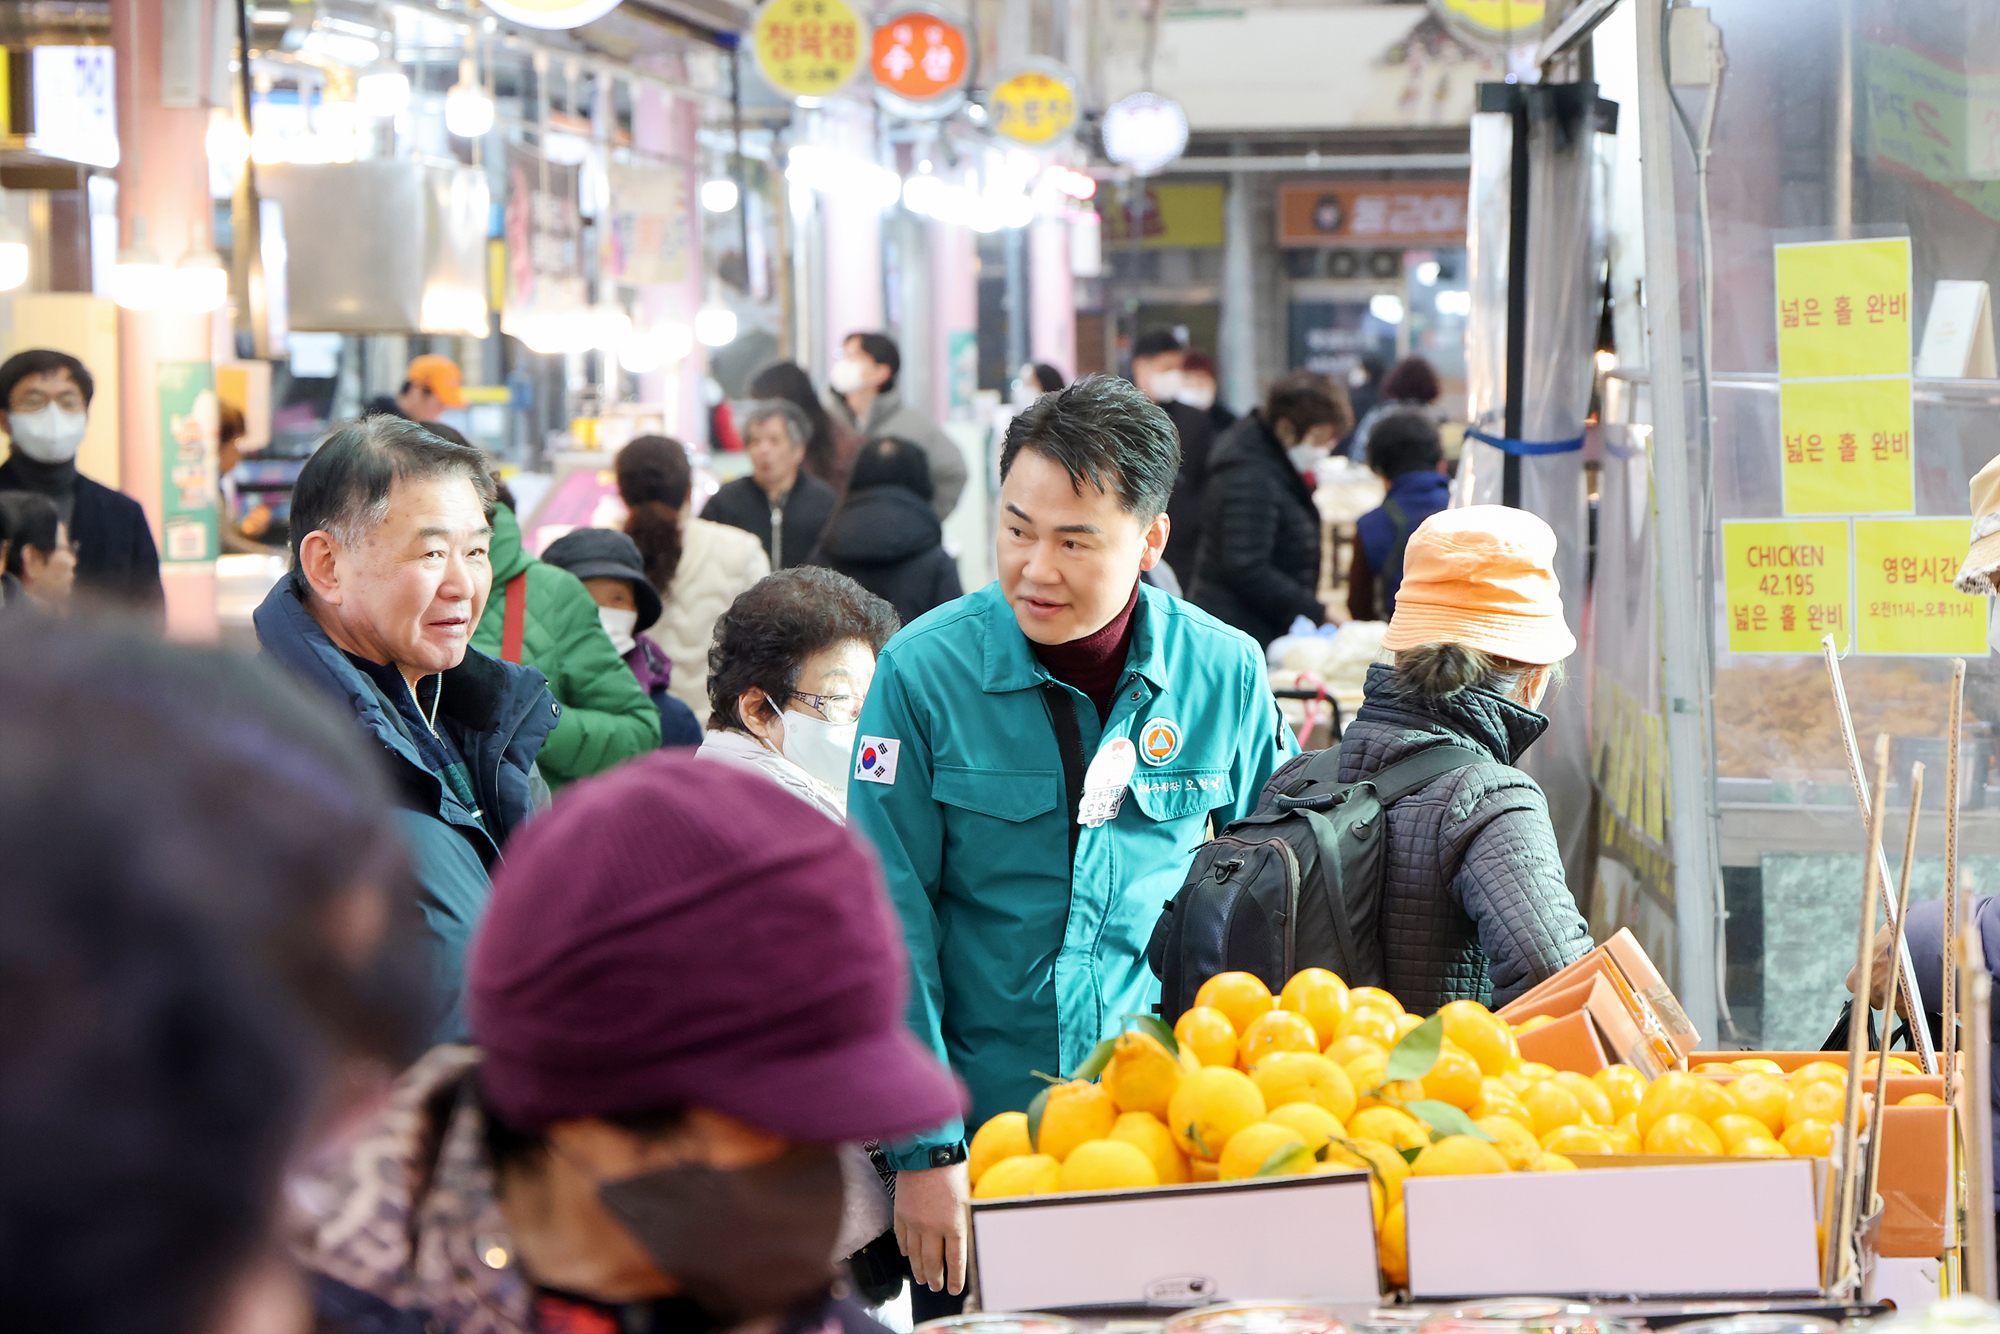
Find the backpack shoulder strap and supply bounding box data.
[1366,741,1485,805]
[1284,743,1344,794]
[500,572,528,663]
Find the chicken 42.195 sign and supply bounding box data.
[754,0,867,101]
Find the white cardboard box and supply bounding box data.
[972,1170,1380,1311]
[1404,1159,1822,1300]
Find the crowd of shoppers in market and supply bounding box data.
[0,347,1631,1332]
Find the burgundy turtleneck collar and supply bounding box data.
[1033,580,1141,723]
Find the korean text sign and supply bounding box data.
[1722,520,1851,653]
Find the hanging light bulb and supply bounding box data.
[700,178,739,212]
[172,253,230,312]
[164,219,229,313]
[444,58,495,139]
[206,110,250,167]
[356,58,411,118]
[694,302,737,348]
[111,218,170,312]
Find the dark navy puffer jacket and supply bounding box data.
[1330,661,1591,1012]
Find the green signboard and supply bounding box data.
[156,360,218,563]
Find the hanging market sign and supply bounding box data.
[871,8,971,117]
[986,61,1079,147]
[754,0,867,102]
[1774,237,1914,516]
[480,0,627,29]
[1853,518,1987,656]
[1101,92,1188,175]
[157,361,219,565]
[1427,0,1545,52]
[1277,182,1468,248]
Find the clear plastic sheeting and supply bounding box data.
[1598,0,2000,1050]
[1458,85,1608,903]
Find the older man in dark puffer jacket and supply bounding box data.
[1332,504,1592,1012]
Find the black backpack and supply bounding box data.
[1147,742,1481,1023]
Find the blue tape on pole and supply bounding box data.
[1464,427,1587,456]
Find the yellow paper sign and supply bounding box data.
[1853,518,1986,655]
[754,0,866,100]
[1778,376,1913,515]
[1774,238,1911,379]
[988,68,1078,146]
[1723,520,1852,653]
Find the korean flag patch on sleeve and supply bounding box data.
[855,736,901,785]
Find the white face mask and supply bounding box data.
[1146,368,1183,404]
[598,605,638,656]
[1177,385,1216,411]
[828,358,867,395]
[8,405,87,464]
[1288,443,1330,477]
[1989,597,2000,655]
[776,709,859,797]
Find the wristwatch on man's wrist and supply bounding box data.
[925,1142,969,1169]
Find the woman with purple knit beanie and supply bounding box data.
[293,752,965,1334]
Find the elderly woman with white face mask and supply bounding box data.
[699,567,901,820]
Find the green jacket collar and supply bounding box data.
[488,504,531,583]
[978,580,1169,694]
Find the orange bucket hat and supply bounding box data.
[1379,504,1577,665]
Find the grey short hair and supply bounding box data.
[742,398,811,450]
[288,415,496,597]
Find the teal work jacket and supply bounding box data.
[848,581,1297,1170]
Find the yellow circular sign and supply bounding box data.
[480,0,627,29]
[754,0,868,101]
[987,65,1078,146]
[1431,0,1546,46]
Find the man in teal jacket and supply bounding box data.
[470,504,661,789]
[848,375,1296,1306]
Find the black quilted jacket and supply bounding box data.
[1331,662,1591,1012]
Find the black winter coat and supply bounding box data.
[1187,412,1323,646]
[1316,662,1591,1013]
[808,484,962,626]
[0,455,162,607]
[1161,400,1218,582]
[702,470,838,570]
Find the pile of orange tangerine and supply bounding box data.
[966,968,1928,1288]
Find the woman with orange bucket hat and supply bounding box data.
[1332,503,1591,1012]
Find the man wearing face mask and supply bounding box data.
[825,332,968,520]
[699,567,901,820]
[0,349,161,608]
[1134,330,1218,586]
[297,752,965,1334]
[1188,370,1352,647]
[1177,350,1236,435]
[848,375,1294,1311]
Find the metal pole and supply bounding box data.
[1503,93,1530,510]
[1635,0,1720,1041]
[1865,762,1922,1217]
[1965,919,1996,1299]
[1946,659,1966,1107]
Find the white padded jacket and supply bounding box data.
[642,516,771,720]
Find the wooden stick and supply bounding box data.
[1821,635,1938,1073]
[1945,658,1967,1109]
[1832,731,1892,1293]
[1865,761,1922,1217]
[1964,922,1996,1299]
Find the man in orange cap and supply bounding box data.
[368,354,466,424]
